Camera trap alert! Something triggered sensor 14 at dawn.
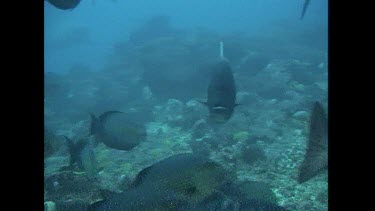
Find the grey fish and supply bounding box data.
[200,42,238,124]
[300,0,311,20]
[297,101,328,183]
[90,111,147,151]
[63,136,88,169]
[201,60,238,124]
[45,0,81,10]
[88,153,230,210]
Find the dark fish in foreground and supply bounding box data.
[88,153,288,210]
[298,101,328,183]
[88,153,230,210]
[190,180,288,211]
[45,0,81,10]
[300,0,311,20]
[90,111,147,151]
[201,42,238,124]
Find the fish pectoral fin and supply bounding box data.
[196,99,209,107]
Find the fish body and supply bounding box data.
[45,0,81,10]
[62,136,99,179]
[204,60,237,123]
[89,153,229,210]
[300,0,311,20]
[90,111,147,151]
[298,101,328,183]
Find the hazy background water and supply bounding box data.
[44,0,327,74]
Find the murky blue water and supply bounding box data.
[44,0,328,210]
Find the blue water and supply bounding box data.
[44,0,327,73]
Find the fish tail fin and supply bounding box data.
[298,101,328,183]
[89,113,100,135]
[63,135,77,167]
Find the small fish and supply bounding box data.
[45,0,81,10]
[63,136,88,169]
[297,101,328,183]
[300,0,311,20]
[62,136,100,179]
[200,42,238,124]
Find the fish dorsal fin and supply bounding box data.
[98,111,123,124]
[219,41,229,62]
[88,199,108,211]
[298,101,328,183]
[129,165,153,188]
[89,111,121,135]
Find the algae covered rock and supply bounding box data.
[241,144,266,165]
[44,171,103,210]
[237,180,278,204]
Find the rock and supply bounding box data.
[191,119,210,139]
[237,52,270,76]
[44,201,56,211]
[251,62,291,99]
[241,144,266,165]
[236,91,258,105]
[44,171,102,206]
[292,110,309,120]
[189,140,211,158]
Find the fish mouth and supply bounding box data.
[212,106,229,111]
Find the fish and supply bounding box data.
[297,101,328,183]
[88,153,230,210]
[90,111,147,151]
[62,136,100,179]
[300,0,311,20]
[200,42,238,124]
[63,136,88,169]
[45,0,81,10]
[190,181,288,211]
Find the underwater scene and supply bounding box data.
[44,0,328,210]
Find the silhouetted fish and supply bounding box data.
[300,0,311,20]
[63,136,88,169]
[297,101,328,183]
[45,0,81,10]
[61,136,99,179]
[200,42,238,124]
[90,111,147,151]
[88,153,229,210]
